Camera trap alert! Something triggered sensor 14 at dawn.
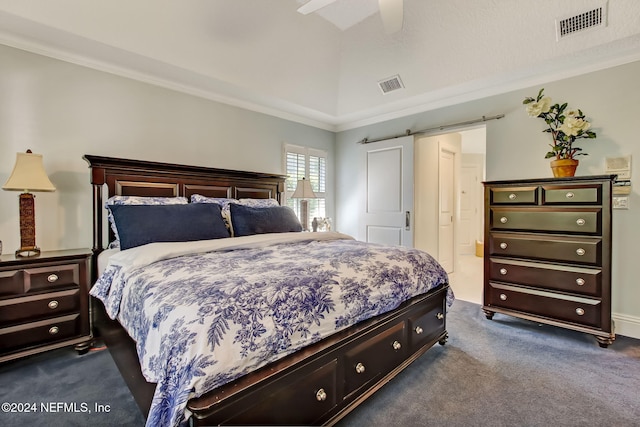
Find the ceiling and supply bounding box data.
[0,0,639,131]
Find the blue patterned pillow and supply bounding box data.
[229,204,302,237]
[105,196,189,248]
[109,203,230,250]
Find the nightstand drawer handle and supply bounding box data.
[576,278,585,286]
[392,340,402,350]
[499,293,507,301]
[436,312,444,320]
[576,218,586,226]
[48,300,59,309]
[576,248,586,256]
[499,242,508,250]
[508,193,517,200]
[316,388,327,402]
[500,216,508,224]
[566,192,575,198]
[355,362,366,374]
[415,326,423,335]
[47,274,59,283]
[49,326,59,335]
[575,308,585,316]
[499,268,507,275]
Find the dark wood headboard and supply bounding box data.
[83,155,287,261]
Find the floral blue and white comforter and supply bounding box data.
[91,232,452,427]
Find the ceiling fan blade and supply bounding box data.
[378,0,403,33]
[297,0,340,15]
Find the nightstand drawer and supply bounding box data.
[486,283,601,328]
[0,313,80,352]
[23,264,81,293]
[0,289,80,326]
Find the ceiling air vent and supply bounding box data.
[378,75,404,94]
[556,3,608,41]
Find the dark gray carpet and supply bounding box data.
[338,300,640,427]
[0,343,144,426]
[1,300,638,427]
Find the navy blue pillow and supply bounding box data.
[109,203,230,250]
[230,204,302,237]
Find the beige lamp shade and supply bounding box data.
[3,151,56,192]
[291,177,316,199]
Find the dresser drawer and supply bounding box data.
[490,233,601,265]
[0,313,81,353]
[0,289,80,326]
[486,283,601,328]
[490,208,601,234]
[344,321,405,397]
[489,259,601,297]
[490,186,538,204]
[542,184,601,205]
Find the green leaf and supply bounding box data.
[537,88,544,101]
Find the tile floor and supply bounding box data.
[447,253,483,305]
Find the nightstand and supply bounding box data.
[0,249,92,363]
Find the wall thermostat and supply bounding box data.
[605,155,631,180]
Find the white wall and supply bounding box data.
[0,44,335,253]
[336,60,640,338]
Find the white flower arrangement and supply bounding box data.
[523,88,597,159]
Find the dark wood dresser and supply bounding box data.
[482,175,616,347]
[0,249,92,363]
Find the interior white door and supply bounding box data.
[438,147,455,272]
[359,136,414,247]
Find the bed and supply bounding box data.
[84,154,453,427]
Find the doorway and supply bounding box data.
[414,127,485,304]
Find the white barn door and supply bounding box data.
[358,136,414,247]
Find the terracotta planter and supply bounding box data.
[550,159,579,177]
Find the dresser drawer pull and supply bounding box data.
[500,216,508,224]
[48,300,59,309]
[566,192,575,199]
[499,242,508,250]
[499,293,507,301]
[576,248,586,256]
[508,193,517,200]
[415,326,423,335]
[49,326,59,335]
[575,308,585,316]
[436,312,444,320]
[576,278,585,286]
[392,340,402,350]
[576,218,586,226]
[355,363,366,374]
[316,388,327,402]
[499,268,507,275]
[47,274,59,283]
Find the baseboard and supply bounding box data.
[612,312,640,340]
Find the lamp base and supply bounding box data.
[16,192,40,257]
[15,247,41,258]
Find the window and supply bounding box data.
[284,144,327,226]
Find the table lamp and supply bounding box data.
[3,150,56,257]
[291,177,317,232]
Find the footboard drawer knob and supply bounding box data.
[315,388,327,402]
[392,340,402,350]
[436,312,444,320]
[355,363,366,374]
[414,326,423,335]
